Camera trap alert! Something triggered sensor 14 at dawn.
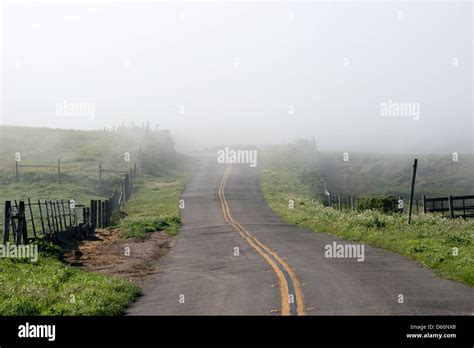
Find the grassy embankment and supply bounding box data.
[260,141,474,286]
[118,173,192,238]
[318,151,474,198]
[0,126,193,315]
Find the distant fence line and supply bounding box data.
[423,195,474,219]
[12,157,142,184]
[325,193,474,219]
[327,194,359,211]
[2,166,136,246]
[326,194,408,212]
[103,121,159,132]
[15,159,62,183]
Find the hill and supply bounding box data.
[0,125,192,205]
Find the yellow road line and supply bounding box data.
[218,164,305,315]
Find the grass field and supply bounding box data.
[0,125,188,202]
[0,125,194,315]
[0,253,140,315]
[0,125,192,222]
[260,142,474,287]
[118,174,192,238]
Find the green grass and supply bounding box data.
[0,254,139,315]
[260,144,474,287]
[118,173,192,238]
[0,125,193,230]
[0,125,194,315]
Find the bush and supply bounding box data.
[110,209,127,226]
[358,195,398,213]
[32,239,62,259]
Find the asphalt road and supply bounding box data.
[127,155,474,315]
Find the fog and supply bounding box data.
[0,0,472,154]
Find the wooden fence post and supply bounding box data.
[18,201,28,245]
[422,195,426,213]
[102,201,106,227]
[95,200,98,229]
[105,201,108,226]
[51,201,56,233]
[56,202,63,232]
[3,201,11,244]
[61,201,67,229]
[83,207,87,225]
[54,201,60,233]
[69,200,74,227]
[47,201,53,235]
[14,202,22,245]
[337,194,341,211]
[448,195,454,218]
[37,200,45,235]
[122,180,126,203]
[98,200,102,228]
[408,158,418,224]
[90,200,95,230]
[21,201,29,244]
[108,199,113,225]
[27,198,37,239]
[45,201,53,237]
[126,174,130,199]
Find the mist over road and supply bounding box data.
[128,155,474,315]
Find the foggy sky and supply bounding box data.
[0,1,472,154]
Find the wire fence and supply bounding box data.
[2,166,136,246]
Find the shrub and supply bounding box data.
[32,239,62,259]
[110,209,127,226]
[358,195,398,213]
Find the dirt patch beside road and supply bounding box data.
[63,228,172,287]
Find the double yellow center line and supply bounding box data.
[218,164,305,315]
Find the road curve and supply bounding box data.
[127,154,474,315]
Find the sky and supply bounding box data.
[0,0,472,154]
